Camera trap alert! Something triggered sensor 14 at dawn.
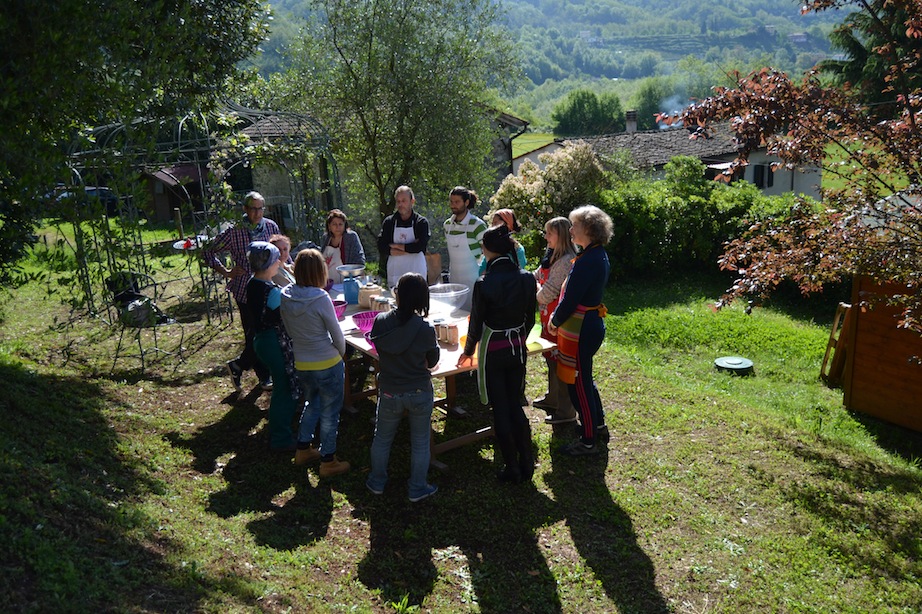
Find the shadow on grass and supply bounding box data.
[546,446,670,613]
[352,445,563,613]
[166,385,339,549]
[165,386,266,475]
[758,426,922,583]
[851,412,922,467]
[342,383,666,612]
[0,360,216,611]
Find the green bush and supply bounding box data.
[494,146,811,280]
[491,140,607,260]
[599,160,806,279]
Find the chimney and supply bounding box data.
[626,110,638,133]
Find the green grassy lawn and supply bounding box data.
[513,132,556,158]
[1,235,921,612]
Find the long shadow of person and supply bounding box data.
[545,445,669,613]
[165,386,267,475]
[354,443,563,612]
[165,385,334,537]
[245,478,335,549]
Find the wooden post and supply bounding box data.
[173,207,184,238]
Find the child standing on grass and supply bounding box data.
[246,241,302,451]
[280,248,350,478]
[366,273,440,502]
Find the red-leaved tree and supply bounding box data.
[664,0,922,331]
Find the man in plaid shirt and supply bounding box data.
[202,191,279,391]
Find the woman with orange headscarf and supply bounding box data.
[478,208,527,274]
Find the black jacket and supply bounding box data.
[464,255,537,355]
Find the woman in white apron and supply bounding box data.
[443,186,487,312]
[377,185,430,288]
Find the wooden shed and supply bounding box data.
[834,276,922,431]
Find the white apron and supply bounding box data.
[446,231,478,311]
[323,244,344,282]
[387,225,427,288]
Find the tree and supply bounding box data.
[0,0,268,281]
[631,77,672,130]
[491,140,607,256]
[274,0,520,220]
[551,89,625,136]
[817,0,922,118]
[668,0,922,330]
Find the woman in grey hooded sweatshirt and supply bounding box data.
[280,248,350,478]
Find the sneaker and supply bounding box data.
[408,484,438,503]
[366,481,384,495]
[319,456,350,478]
[545,411,578,425]
[532,395,555,412]
[496,465,522,484]
[562,440,598,456]
[260,378,273,391]
[596,424,610,443]
[226,360,242,391]
[293,446,321,465]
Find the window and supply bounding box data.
[753,164,774,189]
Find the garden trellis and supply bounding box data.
[56,103,341,323]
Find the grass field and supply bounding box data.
[513,132,556,158]
[2,232,921,612]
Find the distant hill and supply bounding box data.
[249,0,847,127]
[503,0,842,83]
[257,0,844,83]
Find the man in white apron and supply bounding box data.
[443,186,487,311]
[376,185,430,288]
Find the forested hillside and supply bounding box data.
[507,0,838,83]
[259,0,841,81]
[251,0,846,127]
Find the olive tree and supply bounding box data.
[273,0,521,219]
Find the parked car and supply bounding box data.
[49,185,120,217]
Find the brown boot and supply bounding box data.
[532,357,558,413]
[293,446,321,465]
[545,377,577,424]
[319,456,350,478]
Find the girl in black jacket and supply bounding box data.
[458,225,537,483]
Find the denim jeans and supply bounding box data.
[295,360,345,456]
[367,387,433,498]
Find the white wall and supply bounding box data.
[512,142,563,175]
[744,150,822,201]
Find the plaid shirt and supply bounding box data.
[202,217,280,304]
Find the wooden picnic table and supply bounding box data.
[334,292,555,469]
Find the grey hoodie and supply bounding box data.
[370,310,439,393]
[280,285,346,367]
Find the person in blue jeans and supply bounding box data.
[366,273,440,502]
[280,248,350,478]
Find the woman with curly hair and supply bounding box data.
[548,205,613,456]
